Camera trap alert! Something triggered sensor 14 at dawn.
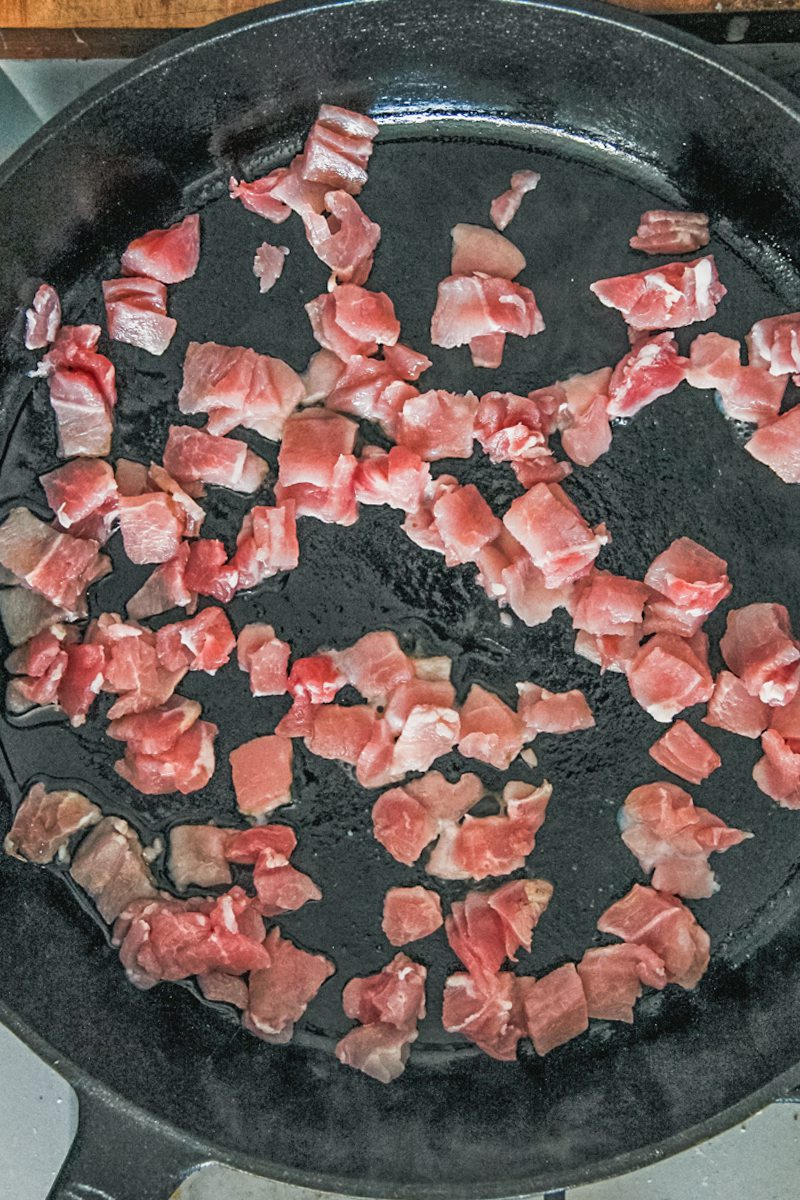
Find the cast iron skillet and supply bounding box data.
[1,1,800,1196]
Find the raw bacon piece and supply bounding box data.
[620,781,751,899]
[390,703,460,776]
[451,223,526,279]
[641,594,705,639]
[687,334,786,425]
[337,954,425,1082]
[288,653,345,705]
[115,887,269,989]
[703,670,770,739]
[335,1022,418,1083]
[127,544,195,620]
[40,458,117,541]
[383,678,457,734]
[225,825,297,864]
[36,324,117,457]
[469,331,506,369]
[278,409,357,487]
[70,816,158,923]
[306,285,400,359]
[558,368,613,467]
[59,642,106,725]
[520,964,589,1056]
[500,548,574,627]
[457,683,525,769]
[300,103,379,195]
[308,191,381,286]
[91,613,187,717]
[184,540,238,604]
[108,696,201,754]
[237,624,290,696]
[445,878,553,981]
[274,455,358,526]
[323,347,428,427]
[163,425,268,494]
[645,537,731,618]
[155,607,236,674]
[598,884,710,989]
[372,787,439,866]
[516,683,595,736]
[649,720,721,784]
[245,928,334,1044]
[427,782,550,881]
[332,630,413,704]
[120,214,200,284]
[353,446,431,512]
[382,886,443,945]
[232,503,299,590]
[168,824,234,889]
[745,407,800,483]
[720,603,800,706]
[685,331,740,390]
[0,507,107,616]
[230,734,293,815]
[607,332,688,418]
[402,474,461,554]
[430,274,544,349]
[753,728,800,809]
[3,782,100,864]
[627,633,713,723]
[116,719,217,795]
[230,173,292,223]
[146,464,205,538]
[355,716,397,789]
[590,256,726,330]
[442,971,525,1060]
[253,243,288,293]
[25,283,61,350]
[630,210,710,255]
[431,484,502,567]
[571,569,648,638]
[253,851,321,918]
[747,312,800,376]
[474,391,551,467]
[118,493,185,565]
[503,482,607,589]
[197,972,249,1008]
[306,704,377,764]
[577,943,667,1022]
[490,169,540,231]
[178,341,304,440]
[102,276,177,356]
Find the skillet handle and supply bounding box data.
[47,1080,208,1200]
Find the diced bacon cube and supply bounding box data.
[431,484,502,567]
[253,242,288,293]
[25,283,61,350]
[516,683,594,736]
[626,633,713,722]
[332,631,414,704]
[300,104,379,195]
[232,503,299,589]
[115,719,217,796]
[450,222,526,280]
[571,569,648,638]
[607,332,688,418]
[457,683,525,769]
[745,407,800,484]
[278,409,358,488]
[558,368,613,467]
[644,537,731,617]
[40,459,117,534]
[703,670,770,739]
[237,623,290,696]
[519,964,589,1056]
[747,312,800,376]
[244,927,334,1044]
[590,256,726,331]
[163,425,268,494]
[155,607,236,674]
[120,214,200,284]
[103,276,177,356]
[107,696,201,755]
[372,787,439,866]
[577,944,666,1023]
[503,482,606,589]
[306,704,377,764]
[753,728,800,809]
[118,493,184,565]
[390,703,460,776]
[720,603,800,707]
[490,169,540,231]
[397,389,478,461]
[184,540,238,604]
[629,210,709,256]
[597,883,710,989]
[168,824,234,890]
[382,886,443,946]
[230,735,293,815]
[353,446,431,513]
[442,971,525,1061]
[59,642,106,726]
[649,720,721,784]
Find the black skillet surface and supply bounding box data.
[1,1,800,1197]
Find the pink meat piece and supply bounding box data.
[519,964,589,1056]
[335,1022,417,1083]
[474,390,551,466]
[115,718,217,795]
[245,927,334,1044]
[401,474,460,554]
[490,169,540,231]
[3,782,100,865]
[372,788,439,866]
[355,716,397,790]
[353,446,431,512]
[253,242,288,292]
[114,887,269,990]
[649,720,721,784]
[232,502,299,589]
[630,210,710,255]
[306,704,378,764]
[337,954,425,1081]
[451,223,526,279]
[253,850,321,918]
[402,769,481,819]
[687,333,785,425]
[229,172,292,223]
[118,493,185,565]
[445,878,553,982]
[626,633,713,722]
[428,483,502,567]
[571,569,648,638]
[323,347,429,427]
[146,464,205,538]
[427,781,551,881]
[307,190,381,286]
[58,642,106,725]
[24,283,61,350]
[753,728,800,809]
[274,456,358,527]
[197,972,249,1008]
[38,323,116,404]
[516,683,595,736]
[182,539,237,603]
[390,703,460,776]
[90,614,187,716]
[120,214,200,284]
[745,406,800,483]
[126,544,196,620]
[46,369,114,458]
[685,331,740,389]
[382,887,443,946]
[0,506,107,616]
[578,943,667,1022]
[300,103,379,195]
[597,883,710,989]
[5,625,74,678]
[442,971,525,1060]
[747,312,800,376]
[236,623,290,696]
[620,780,751,898]
[230,734,293,815]
[167,824,234,890]
[155,607,236,674]
[384,678,456,735]
[278,409,357,487]
[503,482,607,589]
[468,331,506,369]
[40,458,117,540]
[557,368,613,466]
[645,537,731,618]
[703,670,770,739]
[607,332,688,418]
[720,603,800,706]
[108,696,201,755]
[332,630,414,704]
[591,255,726,330]
[430,273,544,349]
[457,683,525,769]
[287,653,345,705]
[6,660,67,715]
[497,545,575,627]
[102,276,176,356]
[178,341,304,440]
[163,425,268,494]
[70,816,158,923]
[642,595,705,639]
[306,284,400,359]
